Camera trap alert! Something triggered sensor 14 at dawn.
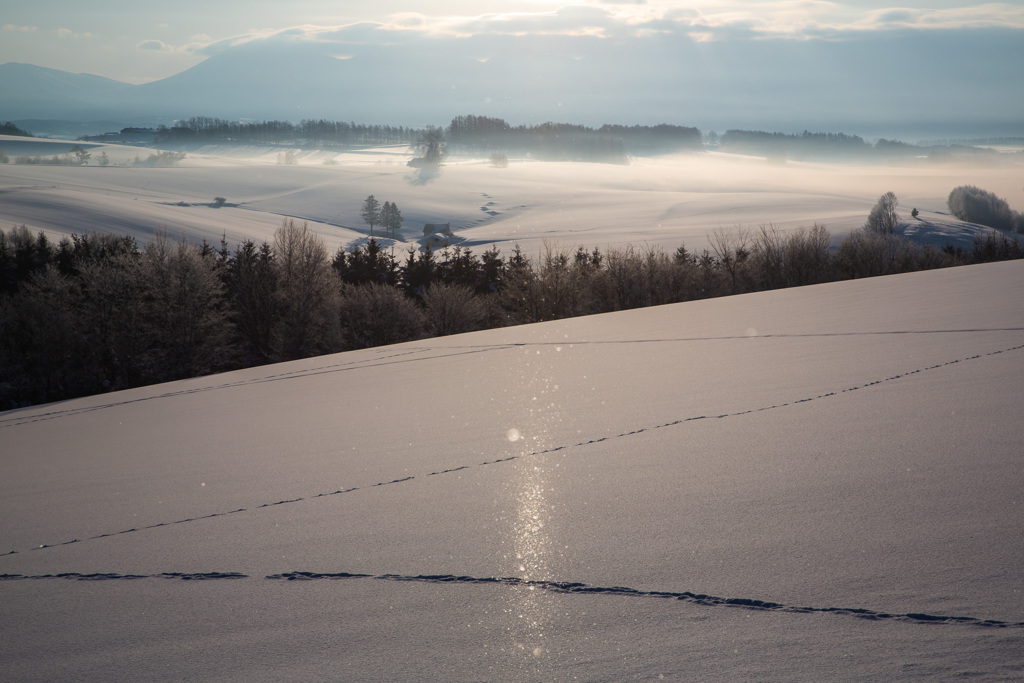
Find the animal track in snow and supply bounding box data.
[5,340,1022,558]
[0,571,246,581]
[0,346,505,430]
[3,570,1020,629]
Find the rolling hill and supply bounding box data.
[2,260,1022,680]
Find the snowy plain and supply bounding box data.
[2,135,1023,257]
[2,257,1023,681]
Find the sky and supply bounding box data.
[4,0,1024,84]
[3,1,1023,135]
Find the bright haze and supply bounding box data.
[3,0,1024,137]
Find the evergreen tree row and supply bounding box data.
[719,129,1005,162]
[2,220,1022,409]
[447,115,701,161]
[158,117,420,146]
[149,114,703,161]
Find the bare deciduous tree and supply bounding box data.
[338,283,424,349]
[274,219,340,358]
[708,226,751,294]
[865,192,900,235]
[421,282,488,336]
[416,127,448,166]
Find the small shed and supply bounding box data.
[423,223,452,237]
[423,233,450,250]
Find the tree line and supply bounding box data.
[447,115,701,162]
[2,218,1022,409]
[719,130,871,160]
[1,122,33,137]
[719,130,1004,162]
[158,117,421,146]
[143,114,702,162]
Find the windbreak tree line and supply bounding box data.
[158,117,420,146]
[2,220,1022,408]
[149,114,702,162]
[719,130,1004,162]
[447,115,701,162]
[721,130,871,157]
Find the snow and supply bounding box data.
[3,137,1023,257]
[2,260,1023,680]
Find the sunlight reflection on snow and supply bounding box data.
[500,342,563,672]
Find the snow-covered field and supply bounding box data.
[2,135,1022,256]
[2,259,1023,681]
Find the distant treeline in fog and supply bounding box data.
[1,121,33,137]
[447,115,701,162]
[918,137,1024,147]
[3,219,1022,408]
[159,117,419,146]
[69,114,1020,164]
[151,114,701,162]
[719,129,1012,161]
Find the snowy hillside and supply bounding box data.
[2,139,1022,257]
[2,260,1022,681]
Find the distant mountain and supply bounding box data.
[129,40,383,122]
[0,62,132,120]
[123,34,602,125]
[2,38,605,127]
[3,23,1023,136]
[1,46,514,126]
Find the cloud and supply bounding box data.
[3,24,38,32]
[871,8,921,25]
[54,27,92,40]
[582,0,1024,39]
[297,22,393,44]
[384,13,429,30]
[162,1,1024,68]
[191,33,263,56]
[418,6,649,39]
[855,4,1024,31]
[138,39,173,52]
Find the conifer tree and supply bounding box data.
[402,246,436,296]
[381,201,403,238]
[361,195,381,237]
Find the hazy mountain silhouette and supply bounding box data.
[2,25,1022,136]
[0,63,132,120]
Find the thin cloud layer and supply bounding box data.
[137,39,172,52]
[857,4,1024,30]
[176,2,1024,54]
